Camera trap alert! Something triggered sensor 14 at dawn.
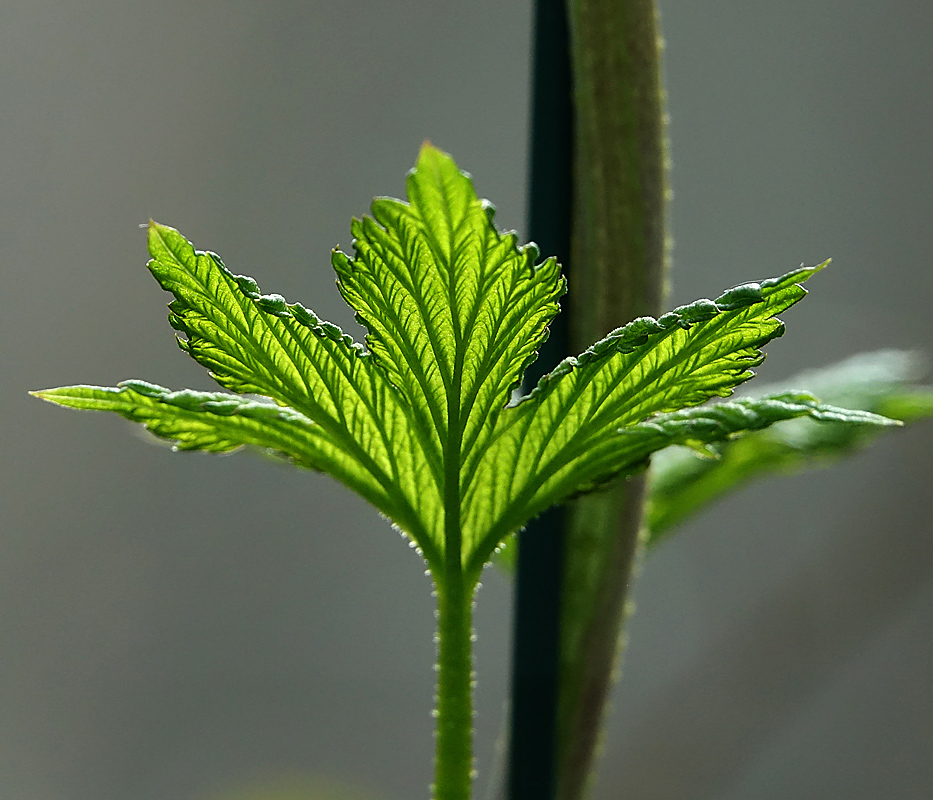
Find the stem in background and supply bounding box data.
[433,572,476,800]
[557,2,670,799]
[567,0,668,339]
[507,0,574,797]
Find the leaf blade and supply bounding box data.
[469,392,895,571]
[148,223,422,464]
[464,263,834,565]
[34,380,445,562]
[33,381,381,489]
[333,145,565,529]
[144,221,446,560]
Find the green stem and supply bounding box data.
[433,573,475,800]
[433,328,474,800]
[567,0,668,340]
[556,1,670,799]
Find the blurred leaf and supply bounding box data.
[646,350,933,543]
[208,774,377,800]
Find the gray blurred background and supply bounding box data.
[2,1,931,798]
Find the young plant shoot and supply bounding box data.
[33,145,897,800]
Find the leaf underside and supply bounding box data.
[33,145,897,578]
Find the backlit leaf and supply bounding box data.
[34,146,897,583]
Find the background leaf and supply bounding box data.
[647,350,933,542]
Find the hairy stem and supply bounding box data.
[433,572,475,800]
[434,306,474,800]
[557,1,670,799]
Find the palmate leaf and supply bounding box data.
[33,145,897,582]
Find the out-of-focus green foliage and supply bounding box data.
[208,775,376,800]
[647,350,933,543]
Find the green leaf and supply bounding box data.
[463,264,831,569]
[332,143,564,485]
[144,221,444,564]
[147,221,413,471]
[37,147,567,573]
[31,380,438,559]
[647,350,933,541]
[35,146,895,581]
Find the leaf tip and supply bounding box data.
[794,257,831,284]
[147,218,171,237]
[418,139,450,161]
[146,219,181,259]
[29,387,71,407]
[417,139,437,164]
[415,140,459,176]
